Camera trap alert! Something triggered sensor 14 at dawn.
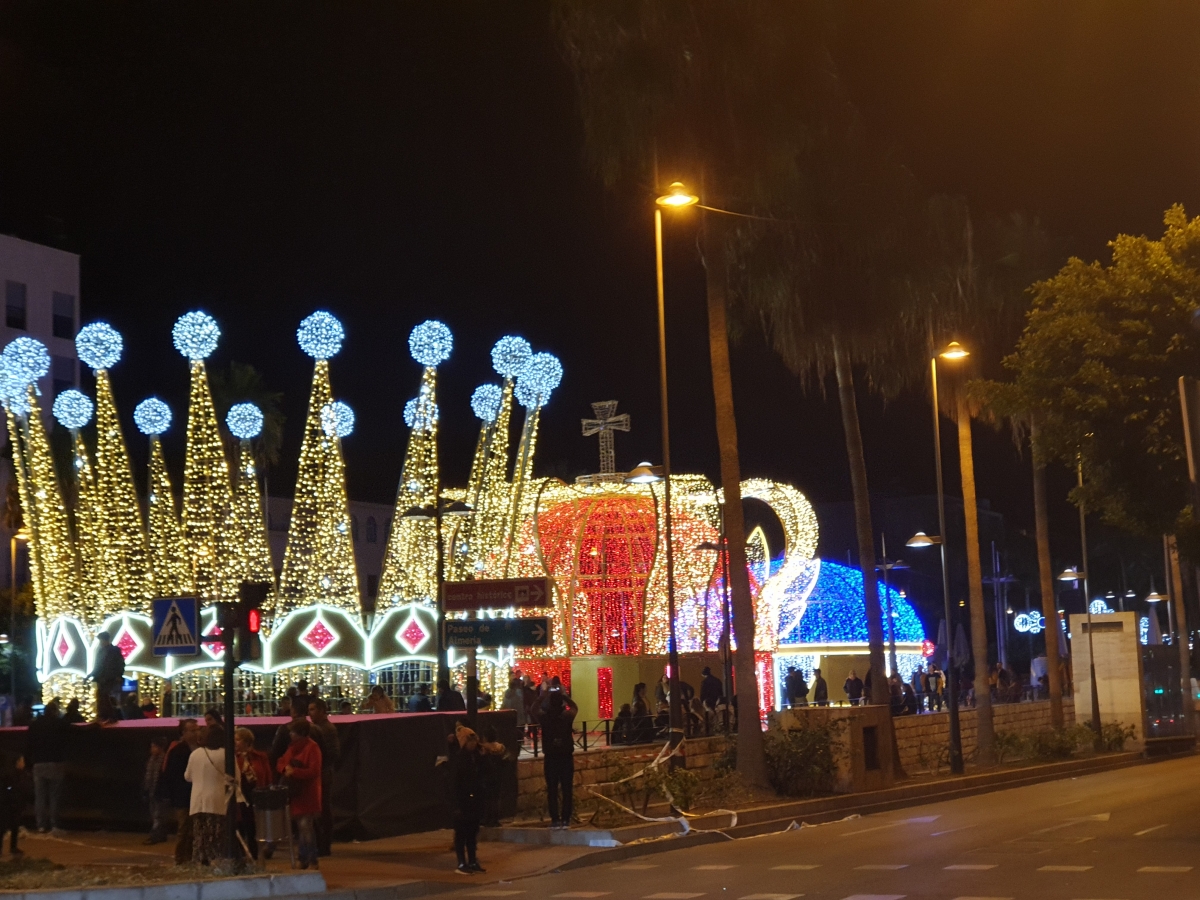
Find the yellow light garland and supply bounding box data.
[181,360,235,603]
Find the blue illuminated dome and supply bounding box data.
[2,337,50,385]
[134,398,172,436]
[515,352,562,408]
[471,384,503,423]
[408,320,453,367]
[53,390,94,430]
[321,401,355,438]
[226,402,264,440]
[778,559,924,645]
[172,311,220,361]
[76,322,123,371]
[297,311,345,360]
[491,336,532,378]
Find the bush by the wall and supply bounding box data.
[763,719,844,796]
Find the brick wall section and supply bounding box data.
[892,698,1076,771]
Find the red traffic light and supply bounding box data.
[247,608,262,634]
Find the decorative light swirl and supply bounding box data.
[490,335,531,378]
[53,390,94,430]
[2,337,51,385]
[76,322,123,370]
[321,400,355,438]
[515,352,563,408]
[226,402,264,440]
[172,311,220,360]
[471,384,503,423]
[297,311,345,360]
[408,320,453,367]
[134,397,172,435]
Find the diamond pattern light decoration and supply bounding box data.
[398,615,428,654]
[302,616,338,656]
[53,627,75,667]
[113,625,140,660]
[202,622,225,660]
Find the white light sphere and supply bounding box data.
[516,352,563,408]
[2,337,50,385]
[404,395,438,431]
[471,384,503,423]
[172,311,220,360]
[134,398,172,435]
[321,400,355,438]
[491,335,532,378]
[297,311,345,360]
[75,322,123,371]
[53,390,94,430]
[0,364,30,416]
[408,320,453,367]
[226,402,264,440]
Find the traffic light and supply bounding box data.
[233,581,270,663]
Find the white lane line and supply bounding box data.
[931,824,978,836]
[739,895,802,900]
[1134,824,1170,836]
[854,864,908,870]
[842,815,937,837]
[840,895,905,900]
[1038,865,1093,872]
[694,865,737,870]
[1052,798,1087,807]
[467,893,524,898]
[644,895,704,900]
[1138,866,1192,873]
[944,865,998,871]
[554,894,612,898]
[772,865,820,870]
[951,896,1013,900]
[615,864,659,870]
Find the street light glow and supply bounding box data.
[906,531,940,548]
[655,182,699,209]
[940,341,969,360]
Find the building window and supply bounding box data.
[367,574,378,598]
[52,292,75,339]
[366,517,378,543]
[351,515,359,543]
[52,356,74,396]
[5,282,26,330]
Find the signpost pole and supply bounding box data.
[220,604,238,867]
[466,610,478,729]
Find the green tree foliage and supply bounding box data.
[210,360,286,471]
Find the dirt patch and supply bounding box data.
[0,857,230,891]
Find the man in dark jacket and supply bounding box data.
[844,670,864,706]
[308,699,340,857]
[157,718,200,864]
[537,689,577,829]
[812,668,829,706]
[785,668,809,707]
[437,680,466,712]
[24,700,69,834]
[699,667,723,710]
[88,632,125,721]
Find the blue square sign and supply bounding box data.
[151,597,200,657]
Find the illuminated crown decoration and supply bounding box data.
[225,402,275,611]
[139,399,193,600]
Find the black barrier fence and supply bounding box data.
[0,709,518,841]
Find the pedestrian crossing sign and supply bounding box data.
[151,597,200,657]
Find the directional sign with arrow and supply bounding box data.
[442,578,551,612]
[444,617,550,648]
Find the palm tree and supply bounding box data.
[210,360,286,477]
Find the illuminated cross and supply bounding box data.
[581,401,630,475]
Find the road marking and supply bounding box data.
[467,893,524,898]
[644,895,704,900]
[1052,798,1087,807]
[1138,866,1192,873]
[950,897,1013,900]
[854,865,908,870]
[931,825,978,836]
[1038,865,1093,872]
[1134,824,1169,836]
[554,894,612,898]
[840,895,905,900]
[615,864,659,870]
[739,895,802,900]
[842,816,937,836]
[944,865,998,871]
[694,865,737,870]
[772,865,820,870]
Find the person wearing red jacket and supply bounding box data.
[277,719,322,869]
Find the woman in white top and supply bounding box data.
[184,724,229,865]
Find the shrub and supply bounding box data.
[1028,724,1092,760]
[1088,720,1138,752]
[993,729,1027,763]
[763,719,844,796]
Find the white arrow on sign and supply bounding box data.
[530,582,544,604]
[530,621,546,642]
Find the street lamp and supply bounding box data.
[698,536,733,706]
[9,528,28,699]
[875,534,908,676]
[402,499,472,714]
[906,530,962,772]
[1059,560,1103,750]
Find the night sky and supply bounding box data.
[1,2,1198,593]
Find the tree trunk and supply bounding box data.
[956,391,995,764]
[701,215,767,786]
[1166,534,1194,734]
[831,335,888,705]
[1030,421,1064,729]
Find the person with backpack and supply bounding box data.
[537,688,577,829]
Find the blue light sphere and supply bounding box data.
[408,320,453,367]
[403,396,438,431]
[297,311,345,360]
[226,402,264,440]
[471,384,503,423]
[75,322,123,370]
[134,398,172,435]
[172,311,220,360]
[515,352,563,408]
[0,365,30,416]
[53,390,94,430]
[490,336,532,378]
[321,400,355,438]
[2,337,50,385]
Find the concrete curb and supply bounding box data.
[1,874,327,900]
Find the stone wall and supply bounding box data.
[892,698,1076,772]
[515,735,727,817]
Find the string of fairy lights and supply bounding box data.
[0,305,911,709]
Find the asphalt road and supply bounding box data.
[447,754,1200,900]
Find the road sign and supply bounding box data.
[444,617,550,648]
[442,577,551,612]
[151,597,200,657]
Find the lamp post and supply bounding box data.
[9,528,28,699]
[876,534,908,677]
[402,499,472,717]
[698,534,734,705]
